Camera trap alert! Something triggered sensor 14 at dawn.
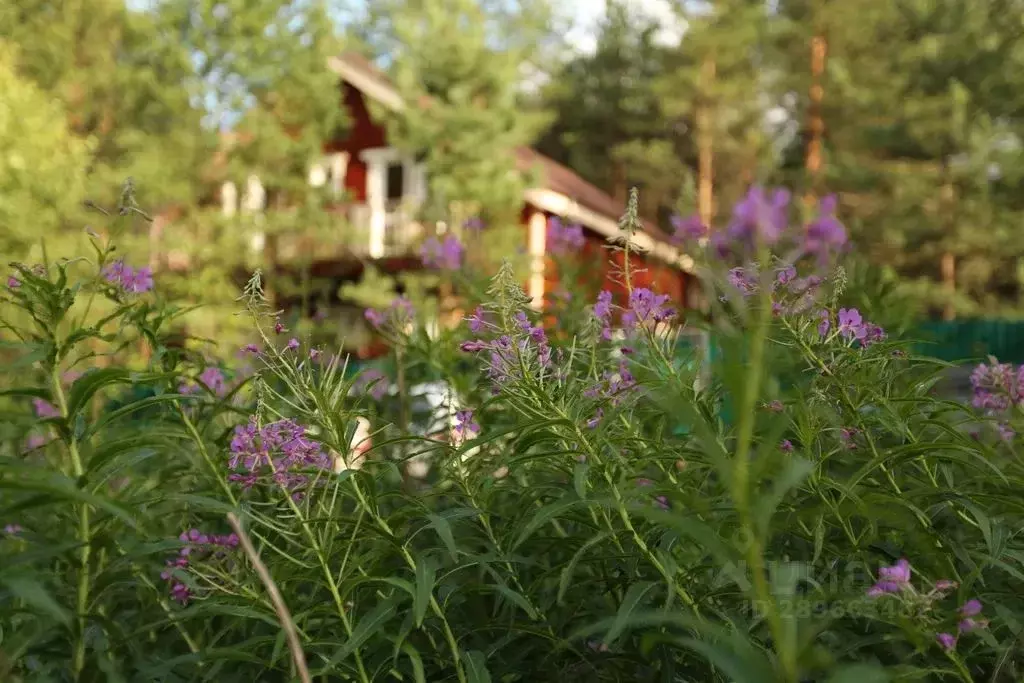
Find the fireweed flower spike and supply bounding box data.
[727,186,791,247]
[670,214,708,243]
[804,194,848,261]
[593,290,614,340]
[103,259,153,294]
[867,558,911,596]
[547,216,585,255]
[454,410,480,437]
[421,234,463,270]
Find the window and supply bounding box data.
[386,163,404,201]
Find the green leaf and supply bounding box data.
[557,532,610,604]
[462,650,491,683]
[0,575,71,626]
[427,513,459,562]
[66,368,132,421]
[511,495,581,551]
[413,558,436,627]
[401,643,426,683]
[0,474,140,530]
[825,663,890,683]
[573,460,589,499]
[754,456,815,535]
[605,582,658,645]
[332,595,402,664]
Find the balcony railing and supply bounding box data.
[276,200,425,262]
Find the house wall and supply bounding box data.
[324,84,389,202]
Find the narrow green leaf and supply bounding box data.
[462,650,491,683]
[413,558,436,627]
[0,576,71,626]
[401,643,426,683]
[558,532,610,604]
[605,582,658,645]
[573,460,589,500]
[332,595,402,664]
[754,456,814,534]
[66,368,132,421]
[511,496,581,551]
[825,663,890,683]
[427,514,459,562]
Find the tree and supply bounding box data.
[366,0,553,226]
[0,42,93,259]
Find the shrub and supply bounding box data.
[2,188,1022,682]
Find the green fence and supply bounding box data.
[912,320,1024,364]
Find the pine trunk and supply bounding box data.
[805,34,828,203]
[697,57,716,228]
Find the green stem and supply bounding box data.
[52,365,90,679]
[731,267,796,681]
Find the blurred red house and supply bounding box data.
[214,53,695,354]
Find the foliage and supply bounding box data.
[3,188,1024,683]
[0,42,93,258]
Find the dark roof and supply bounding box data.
[332,51,667,240]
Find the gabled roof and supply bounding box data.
[327,51,690,270]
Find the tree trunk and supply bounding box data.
[697,57,716,228]
[940,168,957,320]
[805,34,828,204]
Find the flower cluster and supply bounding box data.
[969,361,1021,414]
[421,234,463,270]
[460,310,552,389]
[161,529,239,604]
[454,409,480,438]
[866,559,987,651]
[365,296,415,332]
[547,216,585,255]
[584,359,637,407]
[636,479,670,510]
[622,288,675,332]
[670,214,708,243]
[3,523,22,537]
[819,308,885,346]
[228,418,331,495]
[102,259,153,294]
[179,366,228,396]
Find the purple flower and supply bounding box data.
[936,632,957,651]
[103,260,152,294]
[804,195,848,260]
[839,427,858,449]
[466,306,489,333]
[727,268,758,297]
[355,369,388,401]
[970,362,1016,414]
[464,217,485,231]
[227,418,331,494]
[727,186,791,247]
[586,409,603,429]
[200,367,226,394]
[274,321,285,335]
[780,439,794,452]
[817,310,831,338]
[959,618,987,633]
[421,235,463,270]
[670,214,708,242]
[775,265,797,286]
[309,348,321,361]
[935,579,958,592]
[3,524,22,537]
[365,308,385,328]
[285,338,299,351]
[622,288,673,331]
[837,308,864,340]
[960,599,983,617]
[454,410,480,436]
[997,423,1015,442]
[547,217,585,255]
[24,434,47,452]
[867,558,911,596]
[460,340,489,352]
[33,398,60,419]
[7,276,20,289]
[709,232,731,259]
[593,290,614,339]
